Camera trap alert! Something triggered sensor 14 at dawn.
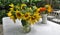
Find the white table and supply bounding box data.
[3,17,60,35]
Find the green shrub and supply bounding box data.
[0,10,7,24]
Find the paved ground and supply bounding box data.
[0,24,3,35]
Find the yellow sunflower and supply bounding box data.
[9,8,14,11]
[45,4,52,13]
[9,3,14,11]
[7,12,16,23]
[47,7,52,13]
[16,11,23,19]
[9,3,14,8]
[29,16,35,25]
[35,8,41,14]
[28,13,40,25]
[21,4,27,9]
[33,13,40,21]
[10,16,16,23]
[23,12,31,20]
[7,11,12,17]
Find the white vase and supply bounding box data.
[42,14,47,24]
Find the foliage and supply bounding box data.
[0,10,7,24]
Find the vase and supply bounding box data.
[21,20,31,33]
[22,24,31,33]
[42,14,47,24]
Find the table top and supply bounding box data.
[3,17,60,35]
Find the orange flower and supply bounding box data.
[39,7,46,12]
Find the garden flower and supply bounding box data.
[21,4,27,9]
[9,3,14,8]
[7,11,12,17]
[47,6,52,13]
[39,7,46,12]
[9,3,14,11]
[10,16,16,23]
[33,13,40,21]
[16,11,23,19]
[29,13,40,25]
[9,8,14,11]
[10,16,15,19]
[47,7,52,13]
[23,12,31,20]
[35,8,40,13]
[36,7,46,14]
[45,4,52,13]
[29,16,36,24]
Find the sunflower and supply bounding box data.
[9,3,14,11]
[33,13,40,21]
[9,3,14,8]
[23,12,31,20]
[9,8,14,11]
[29,16,36,25]
[45,4,52,13]
[35,8,41,14]
[28,13,40,25]
[10,16,16,23]
[21,4,27,9]
[7,11,12,17]
[47,7,52,13]
[16,10,23,19]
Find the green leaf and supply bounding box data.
[21,20,28,26]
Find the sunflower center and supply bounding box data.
[25,14,28,17]
[31,17,35,20]
[38,11,41,13]
[17,13,21,17]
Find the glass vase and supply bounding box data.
[21,20,31,33]
[22,24,31,33]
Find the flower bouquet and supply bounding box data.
[36,4,53,24]
[7,3,40,33]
